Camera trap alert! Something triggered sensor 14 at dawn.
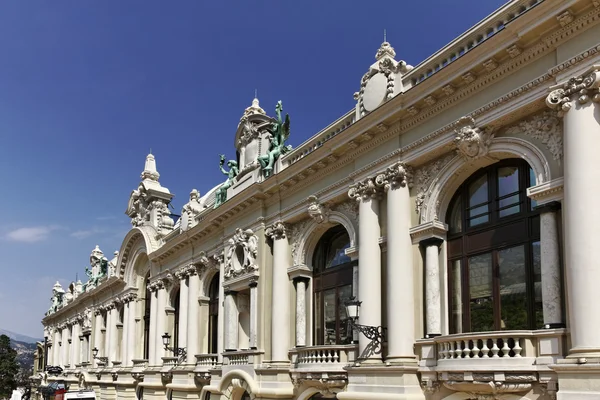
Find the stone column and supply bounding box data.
[249,280,259,349]
[126,295,137,366]
[148,283,158,364]
[71,323,80,366]
[547,70,600,357]
[421,238,443,337]
[376,163,416,362]
[294,278,309,347]
[93,311,102,368]
[535,202,564,328]
[266,222,291,363]
[186,265,200,364]
[224,290,238,351]
[155,278,170,364]
[54,329,61,367]
[348,177,382,362]
[108,304,119,365]
[175,270,189,352]
[121,298,130,366]
[61,327,68,367]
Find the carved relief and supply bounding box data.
[453,116,494,160]
[224,228,258,279]
[414,153,456,221]
[348,177,381,201]
[265,221,289,241]
[307,195,330,224]
[375,162,413,191]
[290,219,311,263]
[504,111,563,160]
[335,201,359,223]
[546,68,600,116]
[181,189,204,232]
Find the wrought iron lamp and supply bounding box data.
[91,347,109,364]
[162,333,187,361]
[345,297,385,345]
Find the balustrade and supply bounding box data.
[195,354,218,368]
[222,350,263,366]
[290,345,357,371]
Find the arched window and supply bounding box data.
[240,391,251,400]
[446,159,542,333]
[208,272,220,354]
[173,289,180,350]
[143,272,151,360]
[313,225,355,345]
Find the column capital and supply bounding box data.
[534,201,562,213]
[546,67,600,116]
[348,176,382,201]
[266,221,290,240]
[420,237,444,248]
[293,276,310,285]
[248,278,259,288]
[224,289,238,296]
[375,162,413,191]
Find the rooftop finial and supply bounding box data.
[141,152,160,181]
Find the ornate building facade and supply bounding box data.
[40,0,600,399]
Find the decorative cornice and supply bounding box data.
[527,177,564,205]
[409,220,448,244]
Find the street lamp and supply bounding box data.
[344,297,384,345]
[91,347,108,364]
[162,333,187,361]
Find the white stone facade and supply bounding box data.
[40,1,600,399]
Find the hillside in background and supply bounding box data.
[11,339,37,370]
[0,329,42,344]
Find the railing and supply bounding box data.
[290,345,357,371]
[131,359,148,370]
[416,329,566,370]
[195,354,218,369]
[222,350,263,366]
[161,357,178,367]
[283,110,356,166]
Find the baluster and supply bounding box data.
[447,342,455,359]
[326,350,332,363]
[455,340,463,359]
[463,340,472,358]
[491,339,500,358]
[443,343,449,359]
[472,339,480,358]
[513,338,522,357]
[332,350,339,363]
[501,338,510,358]
[481,339,490,358]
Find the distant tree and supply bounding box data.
[0,335,19,398]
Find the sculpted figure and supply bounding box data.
[181,189,203,230]
[214,155,239,208]
[83,246,108,292]
[258,101,292,178]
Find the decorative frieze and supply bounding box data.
[453,116,494,161]
[504,111,563,160]
[461,71,477,84]
[557,10,575,27]
[483,58,498,72]
[441,84,455,95]
[506,44,522,58]
[224,228,259,279]
[375,162,412,191]
[546,68,600,115]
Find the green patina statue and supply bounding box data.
[82,246,108,292]
[214,154,239,208]
[258,101,292,178]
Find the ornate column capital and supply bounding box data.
[174,269,188,281]
[348,177,382,201]
[547,67,600,115]
[375,162,413,191]
[266,221,290,240]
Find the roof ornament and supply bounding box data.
[141,152,160,182]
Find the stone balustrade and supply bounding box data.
[161,357,178,367]
[222,350,263,366]
[131,359,148,370]
[290,344,357,371]
[195,354,219,368]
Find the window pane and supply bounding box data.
[469,204,489,217]
[499,205,520,218]
[499,194,519,208]
[498,167,519,196]
[468,215,489,227]
[338,285,353,344]
[451,260,463,333]
[469,253,494,332]
[323,289,337,344]
[449,196,462,234]
[529,168,538,210]
[498,245,527,330]
[532,241,543,328]
[314,291,323,345]
[326,233,351,268]
[469,175,488,206]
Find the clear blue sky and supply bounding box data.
[0,0,506,338]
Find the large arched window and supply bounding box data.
[143,272,151,360]
[446,159,542,333]
[313,225,355,345]
[208,272,220,354]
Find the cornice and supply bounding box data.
[527,177,564,204]
[409,221,448,244]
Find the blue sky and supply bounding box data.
[0,0,506,337]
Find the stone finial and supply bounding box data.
[240,96,266,124]
[141,153,160,181]
[376,41,397,60]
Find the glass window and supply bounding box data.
[446,159,544,333]
[313,226,355,345]
[208,273,220,354]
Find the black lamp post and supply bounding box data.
[162,333,186,361]
[91,347,108,364]
[344,297,385,345]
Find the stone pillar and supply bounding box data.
[294,278,309,347]
[148,283,158,364]
[54,329,61,367]
[93,311,102,368]
[71,323,80,366]
[348,177,382,362]
[176,270,189,350]
[376,163,416,362]
[121,297,130,366]
[155,279,169,364]
[108,304,119,365]
[547,70,600,357]
[535,202,564,328]
[266,222,291,363]
[249,280,259,349]
[126,295,137,366]
[187,266,200,364]
[421,238,443,337]
[224,290,238,351]
[61,327,68,367]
